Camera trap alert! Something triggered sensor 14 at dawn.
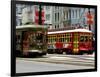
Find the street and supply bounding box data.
[16,54,95,73]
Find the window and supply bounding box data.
[55,13,57,22]
[79,9,81,17]
[58,25,59,28]
[55,25,56,29]
[58,13,59,21]
[72,10,74,18]
[55,6,58,10]
[89,37,92,41]
[48,39,50,43]
[80,36,84,42]
[46,14,50,20]
[16,34,21,50]
[46,6,50,10]
[67,12,69,20]
[36,33,43,40]
[66,33,71,42]
[76,10,77,18]
[84,36,88,41]
[66,38,70,42]
[18,6,22,14]
[19,19,22,25]
[80,36,89,42]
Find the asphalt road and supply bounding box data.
[16,54,95,73]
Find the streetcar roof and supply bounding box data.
[16,25,47,29]
[48,29,92,34]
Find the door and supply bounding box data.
[73,33,79,54]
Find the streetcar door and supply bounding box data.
[22,31,29,55]
[35,31,47,52]
[73,33,79,54]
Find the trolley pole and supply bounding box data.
[38,5,42,25]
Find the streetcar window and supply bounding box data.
[62,38,64,42]
[53,38,54,42]
[66,38,69,42]
[28,33,36,47]
[59,38,62,42]
[16,34,21,50]
[22,31,28,40]
[51,38,52,43]
[80,36,89,42]
[50,39,52,43]
[80,36,84,42]
[64,38,66,42]
[49,39,51,43]
[16,35,21,42]
[36,33,43,40]
[60,38,62,42]
[84,36,88,41]
[89,37,92,41]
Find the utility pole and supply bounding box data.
[38,5,42,25]
[88,8,91,30]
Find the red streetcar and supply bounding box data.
[47,28,94,54]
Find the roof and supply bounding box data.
[48,29,92,34]
[16,25,47,29]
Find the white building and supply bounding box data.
[16,4,25,26]
[44,6,70,29]
[21,5,34,25]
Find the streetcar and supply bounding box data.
[47,28,94,55]
[16,25,47,57]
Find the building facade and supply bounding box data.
[16,4,24,26]
[16,4,95,33]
